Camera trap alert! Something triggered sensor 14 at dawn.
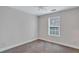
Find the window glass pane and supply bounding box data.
[55,31,59,35]
[48,16,60,37]
[53,31,56,35]
[50,16,60,26]
[50,27,59,31]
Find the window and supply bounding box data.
[48,16,60,37]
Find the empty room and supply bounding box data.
[0,6,79,53]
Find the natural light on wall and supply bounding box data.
[48,16,60,37]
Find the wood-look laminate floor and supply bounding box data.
[1,39,79,53]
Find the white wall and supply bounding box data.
[1,6,79,51]
[0,6,38,50]
[38,7,79,48]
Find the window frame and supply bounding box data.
[48,16,60,37]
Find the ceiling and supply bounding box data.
[10,6,78,16]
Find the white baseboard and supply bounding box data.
[0,38,37,52]
[38,38,79,49]
[0,38,79,52]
